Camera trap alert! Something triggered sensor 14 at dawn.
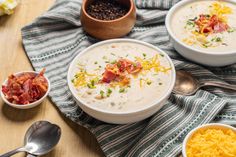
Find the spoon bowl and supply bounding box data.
[173,71,199,95]
[0,121,61,157]
[173,70,236,95]
[24,121,61,155]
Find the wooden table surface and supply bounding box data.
[0,0,104,157]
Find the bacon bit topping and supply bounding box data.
[2,69,48,105]
[195,14,229,34]
[102,59,142,84]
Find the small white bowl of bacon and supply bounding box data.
[0,69,50,109]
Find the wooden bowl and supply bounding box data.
[80,0,136,40]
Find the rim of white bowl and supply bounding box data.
[67,38,176,115]
[165,0,236,56]
[0,71,50,109]
[182,123,236,157]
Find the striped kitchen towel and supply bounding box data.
[21,0,236,156]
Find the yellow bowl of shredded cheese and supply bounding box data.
[182,123,236,157]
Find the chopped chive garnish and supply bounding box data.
[159,82,163,85]
[87,79,97,89]
[117,62,121,68]
[111,60,117,64]
[99,65,102,68]
[119,88,125,93]
[186,20,195,27]
[202,43,208,48]
[147,81,152,85]
[160,54,164,57]
[94,61,98,64]
[132,63,137,67]
[107,88,112,97]
[87,84,96,89]
[100,90,105,98]
[142,53,146,57]
[227,28,235,33]
[91,80,95,86]
[216,37,222,42]
[111,53,115,56]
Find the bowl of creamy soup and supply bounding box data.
[67,39,175,124]
[166,0,236,66]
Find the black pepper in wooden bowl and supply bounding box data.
[86,0,129,21]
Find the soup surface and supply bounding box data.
[70,41,173,112]
[171,0,236,52]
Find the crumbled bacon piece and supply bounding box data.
[195,14,229,34]
[101,59,142,84]
[117,59,142,74]
[102,65,118,83]
[2,69,48,105]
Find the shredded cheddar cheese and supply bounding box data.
[135,55,171,73]
[210,2,232,22]
[187,128,236,157]
[72,70,97,87]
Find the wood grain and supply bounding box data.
[0,1,104,157]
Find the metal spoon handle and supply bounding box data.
[201,82,236,91]
[0,147,26,157]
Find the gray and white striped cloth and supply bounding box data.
[21,0,236,156]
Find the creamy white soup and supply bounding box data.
[171,0,236,52]
[71,42,173,112]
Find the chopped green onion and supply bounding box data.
[111,60,117,64]
[117,62,121,68]
[147,81,152,85]
[119,88,125,93]
[132,62,137,67]
[186,20,195,27]
[91,80,95,86]
[100,90,105,98]
[87,84,96,89]
[216,37,222,42]
[227,28,235,33]
[107,88,112,97]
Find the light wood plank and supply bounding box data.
[0,0,103,156]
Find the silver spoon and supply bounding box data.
[173,70,236,95]
[0,121,61,157]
